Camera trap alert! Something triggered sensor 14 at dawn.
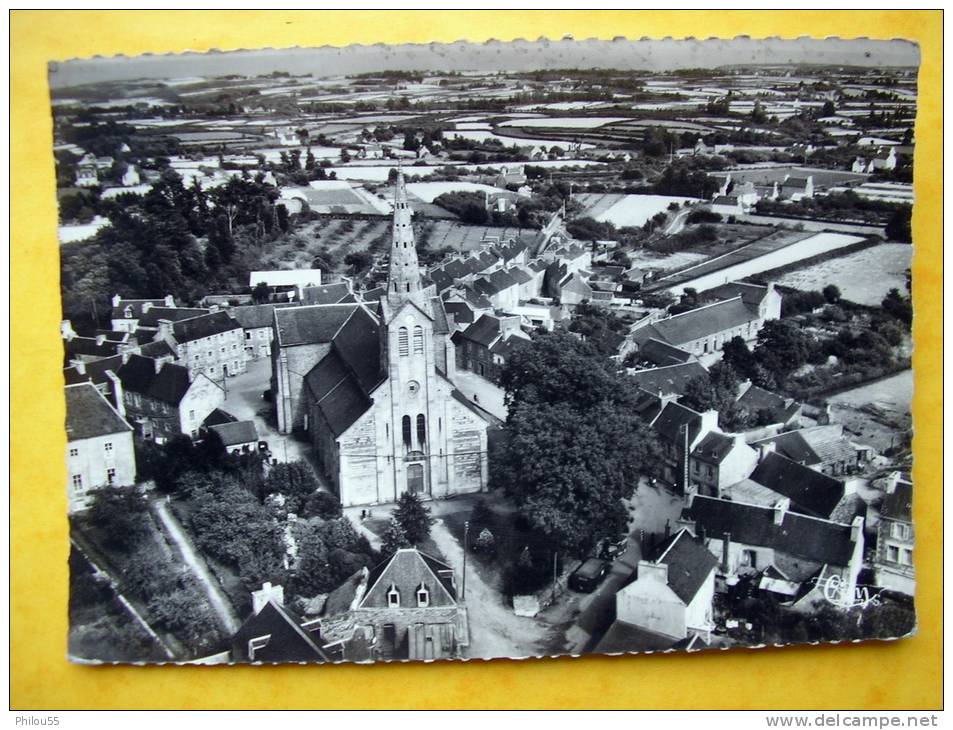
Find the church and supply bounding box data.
[271,172,491,507]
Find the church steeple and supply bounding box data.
[386,167,424,308]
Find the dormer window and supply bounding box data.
[387,584,400,608]
[124,306,132,318]
[416,583,430,608]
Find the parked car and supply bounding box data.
[597,535,629,560]
[568,558,611,593]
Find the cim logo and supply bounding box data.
[819,574,885,609]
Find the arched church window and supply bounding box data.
[402,415,412,448]
[413,326,424,354]
[416,414,426,445]
[398,327,409,356]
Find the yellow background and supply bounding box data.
[11,10,942,710]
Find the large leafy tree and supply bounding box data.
[493,331,661,556]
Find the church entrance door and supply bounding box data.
[406,462,427,495]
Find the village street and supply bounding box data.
[220,356,311,463]
[429,516,553,660]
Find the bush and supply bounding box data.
[299,491,342,520]
[86,487,151,553]
[473,528,497,556]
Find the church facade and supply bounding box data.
[271,172,491,507]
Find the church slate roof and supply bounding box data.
[749,452,845,518]
[329,306,383,394]
[684,495,857,567]
[65,383,132,441]
[273,304,362,347]
[649,529,719,605]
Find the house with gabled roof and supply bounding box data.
[109,294,177,333]
[688,431,759,497]
[317,548,469,661]
[274,172,490,507]
[64,383,136,513]
[680,494,865,604]
[452,314,530,383]
[629,361,708,398]
[614,528,718,642]
[227,302,298,361]
[159,310,246,381]
[650,402,719,494]
[116,354,224,441]
[751,424,873,477]
[227,583,330,664]
[873,472,914,596]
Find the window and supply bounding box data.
[740,549,757,568]
[901,549,913,566]
[706,465,714,478]
[891,523,912,541]
[417,584,430,608]
[416,414,426,445]
[72,474,83,490]
[887,545,900,563]
[106,468,116,484]
[188,410,195,422]
[693,461,700,473]
[398,327,409,356]
[413,326,424,354]
[387,585,400,608]
[245,332,252,341]
[402,416,412,448]
[69,448,78,457]
[104,442,113,455]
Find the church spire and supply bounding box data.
[386,166,424,308]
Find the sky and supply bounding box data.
[49,37,920,90]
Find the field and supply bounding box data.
[775,243,912,305]
[827,369,913,453]
[406,182,510,203]
[425,221,537,253]
[259,218,390,271]
[499,116,630,129]
[577,193,700,228]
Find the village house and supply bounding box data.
[734,382,802,428]
[226,583,330,663]
[779,175,814,201]
[873,472,914,596]
[751,424,873,477]
[63,341,178,405]
[632,283,781,363]
[650,401,719,494]
[64,383,137,513]
[629,361,709,398]
[613,528,718,643]
[680,494,865,606]
[109,294,180,332]
[209,420,260,455]
[226,303,296,361]
[160,310,247,381]
[720,449,848,520]
[452,314,531,383]
[709,195,744,217]
[688,431,759,497]
[317,548,469,661]
[116,354,224,441]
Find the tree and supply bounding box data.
[252,281,271,304]
[300,491,343,520]
[680,362,745,428]
[754,320,814,379]
[722,336,757,380]
[85,487,150,552]
[881,288,912,327]
[493,331,662,556]
[885,205,912,243]
[264,460,319,511]
[392,492,433,545]
[822,284,841,304]
[381,517,410,555]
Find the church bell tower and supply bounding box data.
[386,169,428,311]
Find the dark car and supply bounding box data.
[568,558,611,593]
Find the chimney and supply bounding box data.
[120,349,133,364]
[164,294,175,307]
[884,471,901,494]
[758,441,776,462]
[637,559,668,585]
[850,515,865,544]
[251,582,285,614]
[153,357,164,374]
[60,320,76,341]
[112,294,122,308]
[156,319,175,342]
[105,370,125,418]
[700,409,719,435]
[95,334,106,346]
[773,498,790,526]
[71,359,86,375]
[209,304,219,313]
[142,302,153,314]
